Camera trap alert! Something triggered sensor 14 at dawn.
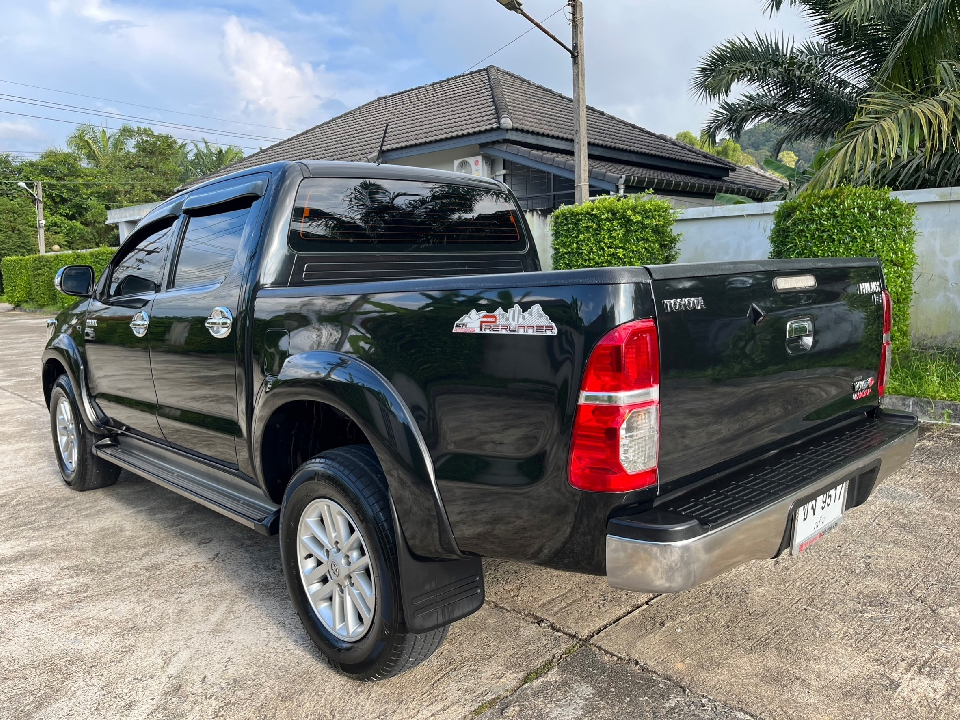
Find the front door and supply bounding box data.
[84,218,176,438]
[148,177,264,466]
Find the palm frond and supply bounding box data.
[808,84,960,190]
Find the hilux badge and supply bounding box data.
[852,377,875,400]
[452,304,557,335]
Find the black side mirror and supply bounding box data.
[55,265,95,297]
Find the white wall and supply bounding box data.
[524,210,553,270]
[673,187,960,345]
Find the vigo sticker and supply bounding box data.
[453,304,557,335]
[852,376,875,400]
[662,297,706,313]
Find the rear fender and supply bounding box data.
[253,351,462,559]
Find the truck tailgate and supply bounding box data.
[648,258,886,490]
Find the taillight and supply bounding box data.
[878,290,892,397]
[569,319,660,492]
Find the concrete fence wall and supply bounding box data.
[675,187,960,346]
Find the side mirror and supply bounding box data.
[55,265,95,297]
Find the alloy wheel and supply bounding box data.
[55,396,78,474]
[297,498,376,642]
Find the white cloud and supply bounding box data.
[0,122,43,142]
[221,17,329,130]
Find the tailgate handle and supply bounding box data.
[786,317,814,353]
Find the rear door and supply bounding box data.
[147,175,267,466]
[650,259,885,489]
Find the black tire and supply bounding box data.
[280,445,449,681]
[48,374,120,492]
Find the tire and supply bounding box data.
[280,445,449,681]
[49,374,121,492]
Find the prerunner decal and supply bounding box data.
[452,304,557,335]
[852,376,875,400]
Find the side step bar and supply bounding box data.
[94,438,280,535]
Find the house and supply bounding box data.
[192,66,782,210]
[108,67,783,254]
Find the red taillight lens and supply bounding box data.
[878,290,892,397]
[569,319,660,492]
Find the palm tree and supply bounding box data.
[187,140,245,179]
[67,125,134,170]
[693,0,960,190]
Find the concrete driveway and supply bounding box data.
[2,309,958,720]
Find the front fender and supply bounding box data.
[42,332,110,433]
[253,351,462,559]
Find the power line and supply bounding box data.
[0,78,292,133]
[0,93,283,143]
[466,5,567,72]
[0,109,265,152]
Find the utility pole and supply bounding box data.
[16,180,45,254]
[569,0,588,204]
[496,0,590,204]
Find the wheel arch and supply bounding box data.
[41,334,109,433]
[253,351,461,560]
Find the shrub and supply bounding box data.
[0,197,39,294]
[769,187,917,349]
[551,193,682,270]
[1,247,116,309]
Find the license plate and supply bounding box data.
[792,482,847,555]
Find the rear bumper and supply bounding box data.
[606,411,919,593]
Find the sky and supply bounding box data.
[0,0,812,158]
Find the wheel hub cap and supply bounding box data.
[55,396,78,473]
[296,498,376,642]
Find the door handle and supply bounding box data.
[205,307,233,339]
[130,311,150,338]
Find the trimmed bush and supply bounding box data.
[1,247,116,309]
[551,193,682,270]
[769,187,917,350]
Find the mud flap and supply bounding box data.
[392,506,484,633]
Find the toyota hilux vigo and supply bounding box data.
[41,160,918,679]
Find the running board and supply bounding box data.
[94,438,280,535]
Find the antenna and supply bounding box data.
[375,122,390,165]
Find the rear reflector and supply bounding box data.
[569,319,660,493]
[878,290,892,397]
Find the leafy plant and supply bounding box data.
[769,186,917,349]
[692,0,960,190]
[888,345,960,402]
[1,248,116,309]
[551,193,682,270]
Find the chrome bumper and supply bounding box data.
[606,418,919,594]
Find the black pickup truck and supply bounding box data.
[41,161,917,680]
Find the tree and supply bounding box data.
[675,131,758,166]
[67,125,134,170]
[185,140,245,179]
[692,0,960,190]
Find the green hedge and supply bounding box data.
[769,187,917,350]
[551,193,682,270]
[1,248,116,309]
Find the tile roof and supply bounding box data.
[192,66,737,186]
[491,143,784,199]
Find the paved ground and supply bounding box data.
[1,309,959,720]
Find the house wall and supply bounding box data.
[673,187,960,345]
[388,146,486,174]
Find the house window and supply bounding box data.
[502,160,575,210]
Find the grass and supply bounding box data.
[888,346,960,403]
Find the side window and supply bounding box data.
[172,204,252,289]
[108,221,174,297]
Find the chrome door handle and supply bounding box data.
[130,311,150,338]
[205,307,233,339]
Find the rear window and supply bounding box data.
[288,178,526,253]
